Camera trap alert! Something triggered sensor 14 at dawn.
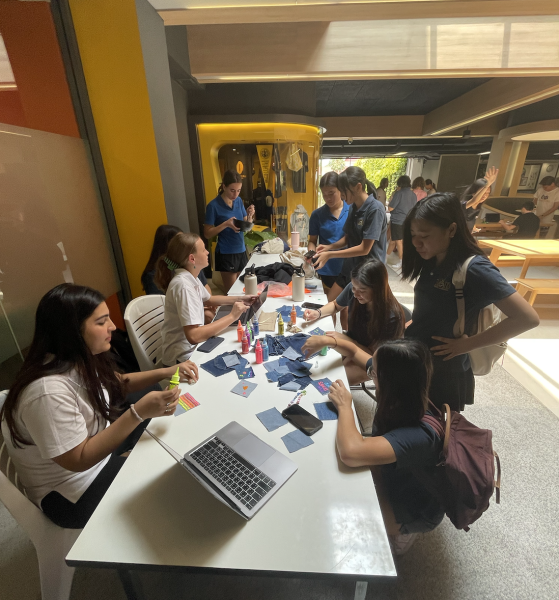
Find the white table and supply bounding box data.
[66,255,395,599]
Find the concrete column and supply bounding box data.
[135,0,190,233]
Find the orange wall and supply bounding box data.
[0,1,79,137]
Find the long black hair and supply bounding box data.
[319,171,339,189]
[373,339,432,436]
[401,192,484,281]
[459,178,488,204]
[338,166,377,198]
[0,284,127,448]
[142,224,182,284]
[348,259,404,350]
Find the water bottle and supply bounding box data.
[292,266,305,302]
[245,264,258,296]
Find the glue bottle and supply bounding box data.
[169,367,180,389]
[278,314,285,335]
[241,333,249,354]
[261,337,269,361]
[252,315,259,336]
[255,340,263,364]
[237,320,244,342]
[290,304,297,324]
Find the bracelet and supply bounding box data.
[317,308,322,318]
[326,334,338,348]
[130,404,144,423]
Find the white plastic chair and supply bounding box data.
[0,391,81,600]
[124,295,166,371]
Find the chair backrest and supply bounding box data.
[124,295,166,371]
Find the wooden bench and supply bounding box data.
[515,279,559,306]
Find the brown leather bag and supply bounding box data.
[421,403,501,532]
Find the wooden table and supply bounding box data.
[515,279,559,305]
[479,240,559,278]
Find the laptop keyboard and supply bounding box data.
[190,437,276,510]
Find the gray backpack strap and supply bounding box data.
[452,256,476,338]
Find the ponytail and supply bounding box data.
[218,169,242,195]
[154,232,200,292]
[339,166,377,198]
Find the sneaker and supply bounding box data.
[389,532,418,555]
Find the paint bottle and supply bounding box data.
[320,346,328,356]
[237,320,244,342]
[252,315,259,336]
[290,304,297,324]
[248,322,253,344]
[278,314,285,335]
[255,340,263,364]
[245,325,250,345]
[241,333,250,355]
[261,337,269,361]
[168,367,180,389]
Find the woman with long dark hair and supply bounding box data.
[402,193,539,410]
[0,284,199,528]
[376,177,389,205]
[328,339,445,555]
[204,169,255,293]
[459,166,498,232]
[313,166,387,330]
[301,259,405,384]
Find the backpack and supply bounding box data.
[421,403,501,532]
[452,256,507,376]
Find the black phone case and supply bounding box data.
[197,337,225,353]
[281,407,323,436]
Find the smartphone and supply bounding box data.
[301,302,324,310]
[304,250,316,259]
[281,404,323,436]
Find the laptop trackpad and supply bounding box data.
[234,434,275,468]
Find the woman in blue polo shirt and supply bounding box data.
[402,193,539,411]
[308,172,349,301]
[204,170,255,293]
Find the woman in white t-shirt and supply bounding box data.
[157,232,257,365]
[534,176,559,226]
[0,284,199,528]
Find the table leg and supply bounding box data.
[117,569,146,600]
[488,249,502,265]
[354,581,368,600]
[519,258,531,279]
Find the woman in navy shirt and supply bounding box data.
[204,170,254,293]
[402,193,539,411]
[328,339,445,555]
[308,172,349,300]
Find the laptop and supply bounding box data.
[214,287,268,325]
[146,421,297,520]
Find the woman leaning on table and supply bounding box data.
[301,259,406,385]
[402,193,539,411]
[328,339,446,556]
[0,284,199,529]
[157,232,256,366]
[204,169,255,293]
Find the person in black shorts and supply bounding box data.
[204,170,254,293]
[500,201,540,239]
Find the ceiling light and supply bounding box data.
[478,151,491,155]
[391,152,407,156]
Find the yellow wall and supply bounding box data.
[197,122,322,234]
[69,0,168,298]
